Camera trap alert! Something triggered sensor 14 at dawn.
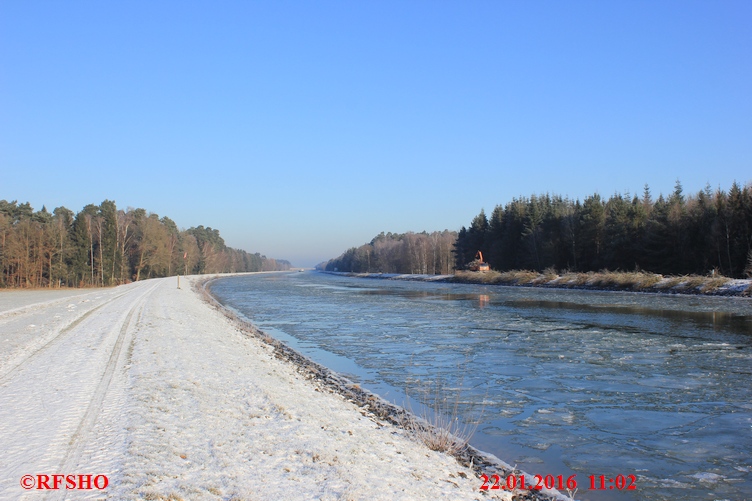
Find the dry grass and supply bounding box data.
[453,268,733,295]
[452,270,503,284]
[680,275,706,291]
[652,274,731,293]
[530,266,558,284]
[498,270,538,284]
[632,273,663,289]
[655,276,683,289]
[142,493,184,501]
[560,271,592,286]
[585,271,663,290]
[700,277,731,293]
[453,269,543,285]
[403,380,482,456]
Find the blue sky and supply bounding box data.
[1,1,750,267]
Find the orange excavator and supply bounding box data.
[468,251,490,272]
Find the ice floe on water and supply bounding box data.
[689,472,725,483]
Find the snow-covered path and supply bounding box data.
[0,281,159,500]
[0,277,519,501]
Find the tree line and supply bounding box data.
[0,199,291,288]
[455,181,752,278]
[319,230,457,275]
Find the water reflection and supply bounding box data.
[503,298,752,333]
[357,286,752,333]
[478,294,490,309]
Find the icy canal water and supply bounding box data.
[210,272,752,501]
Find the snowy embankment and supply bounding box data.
[0,276,562,501]
[328,271,752,296]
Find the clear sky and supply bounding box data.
[1,1,750,268]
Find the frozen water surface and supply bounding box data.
[211,272,752,501]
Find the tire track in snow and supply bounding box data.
[0,288,135,385]
[0,280,160,500]
[51,283,157,482]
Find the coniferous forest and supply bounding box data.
[0,199,290,288]
[326,181,752,279]
[455,181,752,278]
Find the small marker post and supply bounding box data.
[182,251,188,286]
